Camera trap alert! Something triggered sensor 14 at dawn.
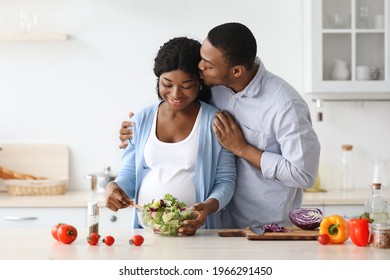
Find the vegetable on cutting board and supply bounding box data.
[319,215,349,244]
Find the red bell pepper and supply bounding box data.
[348,217,370,246]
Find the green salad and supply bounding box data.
[141,194,197,236]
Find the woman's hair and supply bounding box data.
[153,37,211,102]
[207,22,257,70]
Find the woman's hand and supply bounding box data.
[105,182,133,212]
[178,198,219,236]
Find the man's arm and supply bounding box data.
[119,112,134,149]
[213,108,320,189]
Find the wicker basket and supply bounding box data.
[5,178,68,196]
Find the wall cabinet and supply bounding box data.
[304,0,390,99]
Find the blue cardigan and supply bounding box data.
[115,101,237,229]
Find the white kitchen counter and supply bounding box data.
[1,228,389,260]
[0,189,388,208]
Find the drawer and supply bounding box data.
[99,207,134,228]
[323,205,364,219]
[0,208,86,228]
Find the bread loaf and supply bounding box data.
[0,166,47,180]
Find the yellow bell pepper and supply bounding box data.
[319,215,349,244]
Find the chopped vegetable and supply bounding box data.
[289,208,323,230]
[141,194,197,236]
[250,220,290,233]
[262,223,290,233]
[348,217,371,246]
[319,215,349,244]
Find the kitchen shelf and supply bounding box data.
[0,32,68,41]
[303,0,390,98]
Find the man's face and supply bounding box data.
[198,38,233,87]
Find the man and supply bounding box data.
[119,22,320,228]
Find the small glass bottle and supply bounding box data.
[87,200,99,235]
[364,183,389,223]
[340,144,353,191]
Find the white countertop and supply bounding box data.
[1,228,389,260]
[1,189,388,208]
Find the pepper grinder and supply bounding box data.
[87,200,99,235]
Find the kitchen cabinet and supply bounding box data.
[324,204,363,218]
[0,191,134,228]
[0,208,86,228]
[99,207,134,228]
[304,0,390,99]
[302,203,363,218]
[0,207,134,228]
[302,188,389,218]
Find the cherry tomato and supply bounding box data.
[57,224,78,244]
[129,235,144,246]
[51,223,66,241]
[102,235,115,246]
[87,233,100,246]
[318,234,330,245]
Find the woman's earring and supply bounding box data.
[199,85,203,91]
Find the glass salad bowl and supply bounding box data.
[137,194,198,236]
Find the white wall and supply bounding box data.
[1,0,389,191]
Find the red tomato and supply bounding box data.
[129,235,144,246]
[51,223,66,241]
[57,224,78,244]
[87,233,100,246]
[102,235,115,246]
[318,234,330,245]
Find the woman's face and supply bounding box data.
[159,70,199,111]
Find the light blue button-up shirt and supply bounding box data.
[210,58,321,228]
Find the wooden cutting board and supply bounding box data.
[218,227,319,240]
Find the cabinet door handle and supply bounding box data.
[110,215,117,222]
[4,216,38,221]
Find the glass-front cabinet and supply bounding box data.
[304,0,389,99]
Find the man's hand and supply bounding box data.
[213,110,263,169]
[105,182,134,212]
[213,111,247,157]
[119,112,134,149]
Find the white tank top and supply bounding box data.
[137,107,202,207]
